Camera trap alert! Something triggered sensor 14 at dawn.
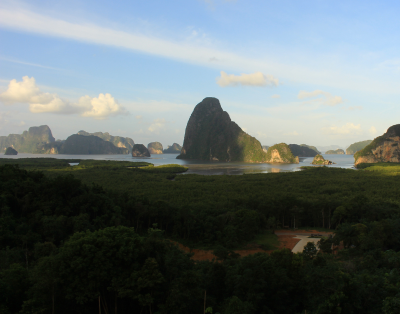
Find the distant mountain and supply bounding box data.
[0,125,55,153]
[289,144,318,157]
[78,131,134,152]
[346,140,373,155]
[262,145,269,153]
[148,142,163,154]
[177,97,267,162]
[355,124,400,166]
[164,143,182,154]
[317,145,343,154]
[39,134,129,154]
[299,144,320,154]
[325,149,345,155]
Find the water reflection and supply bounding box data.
[0,153,356,175]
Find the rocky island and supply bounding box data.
[312,154,335,165]
[147,142,163,154]
[163,143,182,154]
[265,143,299,163]
[0,125,55,153]
[325,149,345,154]
[354,124,400,166]
[177,97,268,162]
[78,131,134,152]
[132,144,151,157]
[346,140,373,155]
[289,144,318,157]
[40,134,129,154]
[4,147,18,155]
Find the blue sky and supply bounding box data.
[0,0,399,149]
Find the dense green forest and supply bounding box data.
[1,159,400,313]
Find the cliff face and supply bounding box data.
[163,143,182,154]
[289,144,318,157]
[355,124,400,166]
[265,143,299,163]
[78,131,134,152]
[325,149,345,154]
[346,140,373,155]
[132,144,151,157]
[148,142,163,154]
[177,97,267,162]
[0,125,55,153]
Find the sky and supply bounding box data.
[0,0,399,149]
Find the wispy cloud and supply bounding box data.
[0,56,63,71]
[298,90,343,106]
[217,71,279,87]
[0,76,127,119]
[271,94,280,98]
[148,118,166,133]
[321,123,362,136]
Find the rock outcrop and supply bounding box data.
[265,143,299,163]
[289,144,318,157]
[346,140,373,155]
[132,144,151,157]
[325,149,345,154]
[163,143,182,154]
[311,154,335,165]
[177,97,267,162]
[262,145,269,153]
[148,142,163,154]
[0,125,55,153]
[354,124,400,166]
[4,147,18,155]
[78,131,134,152]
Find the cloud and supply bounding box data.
[135,115,143,120]
[148,118,166,133]
[79,93,126,119]
[321,123,362,135]
[369,126,377,136]
[217,71,279,87]
[297,90,343,106]
[271,94,280,99]
[0,76,127,119]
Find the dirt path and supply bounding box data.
[173,233,303,261]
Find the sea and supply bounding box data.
[0,153,356,175]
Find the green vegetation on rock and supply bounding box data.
[265,143,299,163]
[177,97,267,162]
[300,144,320,154]
[4,147,17,155]
[311,154,335,165]
[289,144,318,157]
[346,140,373,154]
[354,124,400,166]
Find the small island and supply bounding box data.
[4,147,18,155]
[164,143,182,154]
[311,154,335,165]
[132,144,151,157]
[325,149,345,154]
[148,142,163,154]
[265,143,299,164]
